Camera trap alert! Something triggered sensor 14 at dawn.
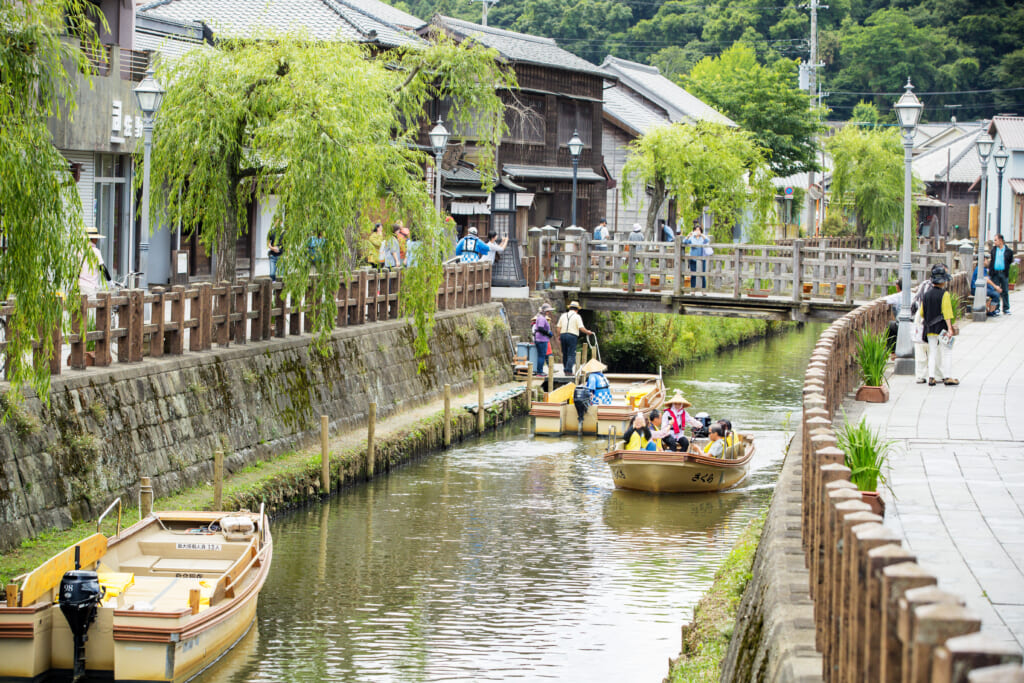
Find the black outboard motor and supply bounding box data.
[59,569,105,681]
[573,385,591,427]
[691,412,712,439]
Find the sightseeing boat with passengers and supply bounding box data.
[530,368,665,437]
[0,502,272,682]
[603,434,755,493]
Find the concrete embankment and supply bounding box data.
[0,304,514,551]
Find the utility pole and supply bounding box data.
[472,0,497,25]
[804,0,826,236]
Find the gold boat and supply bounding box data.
[530,373,665,436]
[603,436,755,493]
[0,506,271,682]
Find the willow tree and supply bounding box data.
[620,121,775,242]
[0,0,103,403]
[826,124,921,245]
[148,32,514,358]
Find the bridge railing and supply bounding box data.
[538,236,967,303]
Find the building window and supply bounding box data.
[557,100,592,149]
[504,94,545,144]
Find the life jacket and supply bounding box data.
[625,431,648,451]
[456,235,486,263]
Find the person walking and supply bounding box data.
[531,303,554,376]
[989,234,1014,315]
[921,264,958,386]
[592,218,610,251]
[556,301,591,377]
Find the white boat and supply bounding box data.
[0,507,271,682]
[603,436,755,493]
[530,372,665,436]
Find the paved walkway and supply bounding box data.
[852,290,1024,650]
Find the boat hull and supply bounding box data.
[531,374,664,436]
[603,444,754,493]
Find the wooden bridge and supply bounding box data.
[528,236,968,322]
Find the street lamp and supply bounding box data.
[567,129,584,228]
[892,78,922,374]
[429,118,450,214]
[972,132,994,321]
[994,144,1008,239]
[134,64,165,289]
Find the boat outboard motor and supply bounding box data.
[573,385,591,429]
[59,568,105,681]
[691,412,712,439]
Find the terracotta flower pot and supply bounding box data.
[855,384,890,403]
[860,490,885,517]
[746,289,771,298]
[835,284,846,298]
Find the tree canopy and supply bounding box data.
[620,122,775,243]
[0,0,102,404]
[826,124,921,245]
[684,44,824,178]
[148,32,515,359]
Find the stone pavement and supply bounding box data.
[852,290,1024,650]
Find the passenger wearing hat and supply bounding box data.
[661,392,699,452]
[627,222,644,243]
[920,264,959,386]
[531,303,554,375]
[581,358,612,404]
[556,301,591,376]
[79,228,109,296]
[455,226,490,263]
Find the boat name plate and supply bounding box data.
[175,543,222,551]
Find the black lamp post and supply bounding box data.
[429,118,450,214]
[892,78,922,373]
[133,64,165,289]
[567,129,584,228]
[994,144,1008,238]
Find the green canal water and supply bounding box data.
[198,322,823,683]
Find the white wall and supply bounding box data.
[602,124,668,238]
[983,138,1022,242]
[252,195,280,278]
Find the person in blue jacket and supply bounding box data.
[455,226,490,263]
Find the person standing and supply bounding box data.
[683,225,709,289]
[921,264,958,386]
[80,229,109,296]
[989,234,1014,315]
[380,225,402,268]
[363,223,384,270]
[660,220,675,242]
[592,218,609,251]
[556,301,591,377]
[482,230,508,264]
[267,228,284,281]
[455,226,490,263]
[627,223,644,243]
[531,303,554,376]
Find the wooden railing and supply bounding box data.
[800,272,1024,681]
[536,236,965,303]
[0,263,491,380]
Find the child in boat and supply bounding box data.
[703,423,726,458]
[717,419,736,447]
[623,412,655,450]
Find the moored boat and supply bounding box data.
[530,372,665,436]
[603,435,755,493]
[0,504,272,682]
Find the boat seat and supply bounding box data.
[118,555,161,573]
[115,555,233,577]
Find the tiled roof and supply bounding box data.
[503,164,604,182]
[989,116,1024,150]
[913,128,985,184]
[603,86,669,136]
[138,0,423,47]
[431,16,609,79]
[600,56,736,127]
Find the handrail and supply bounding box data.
[97,496,122,537]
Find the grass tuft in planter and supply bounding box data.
[854,328,890,402]
[836,416,893,493]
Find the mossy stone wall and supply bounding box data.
[0,304,511,551]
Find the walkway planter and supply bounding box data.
[745,289,772,298]
[860,490,885,517]
[855,384,889,403]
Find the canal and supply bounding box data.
[199,322,823,682]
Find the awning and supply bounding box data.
[516,192,535,208]
[1010,178,1024,195]
[450,201,489,215]
[503,164,605,183]
[914,194,950,208]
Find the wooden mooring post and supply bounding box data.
[477,372,486,433]
[547,355,554,394]
[140,477,153,518]
[443,384,452,447]
[526,366,533,401]
[367,402,376,477]
[320,415,330,494]
[213,450,224,510]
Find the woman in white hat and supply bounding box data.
[661,391,698,452]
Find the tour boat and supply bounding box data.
[530,372,665,436]
[603,435,755,493]
[0,507,271,682]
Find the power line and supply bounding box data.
[829,87,1024,96]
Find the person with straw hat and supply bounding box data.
[556,301,591,377]
[531,303,554,376]
[580,358,612,404]
[662,391,698,452]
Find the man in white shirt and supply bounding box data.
[556,300,592,376]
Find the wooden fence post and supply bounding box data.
[579,234,591,292]
[367,402,376,477]
[673,239,683,296]
[477,371,486,433]
[151,289,165,358]
[443,383,452,447]
[213,450,224,510]
[880,563,937,683]
[140,476,153,518]
[733,247,742,298]
[321,415,330,494]
[170,286,185,355]
[95,292,112,366]
[792,240,804,302]
[69,294,87,369]
[547,354,555,394]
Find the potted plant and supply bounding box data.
[1009,261,1018,291]
[854,328,890,402]
[744,278,772,298]
[836,415,893,516]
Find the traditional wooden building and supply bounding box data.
[426,17,611,242]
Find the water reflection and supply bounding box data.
[196,323,822,683]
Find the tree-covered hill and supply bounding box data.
[398,0,1024,121]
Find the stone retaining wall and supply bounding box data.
[0,304,512,550]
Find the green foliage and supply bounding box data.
[0,0,105,405]
[827,124,921,245]
[684,44,824,177]
[836,415,893,493]
[474,315,493,339]
[598,312,776,371]
[849,101,880,128]
[821,214,856,238]
[855,328,889,386]
[948,292,963,323]
[147,33,514,361]
[620,121,775,243]
[1007,262,1018,285]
